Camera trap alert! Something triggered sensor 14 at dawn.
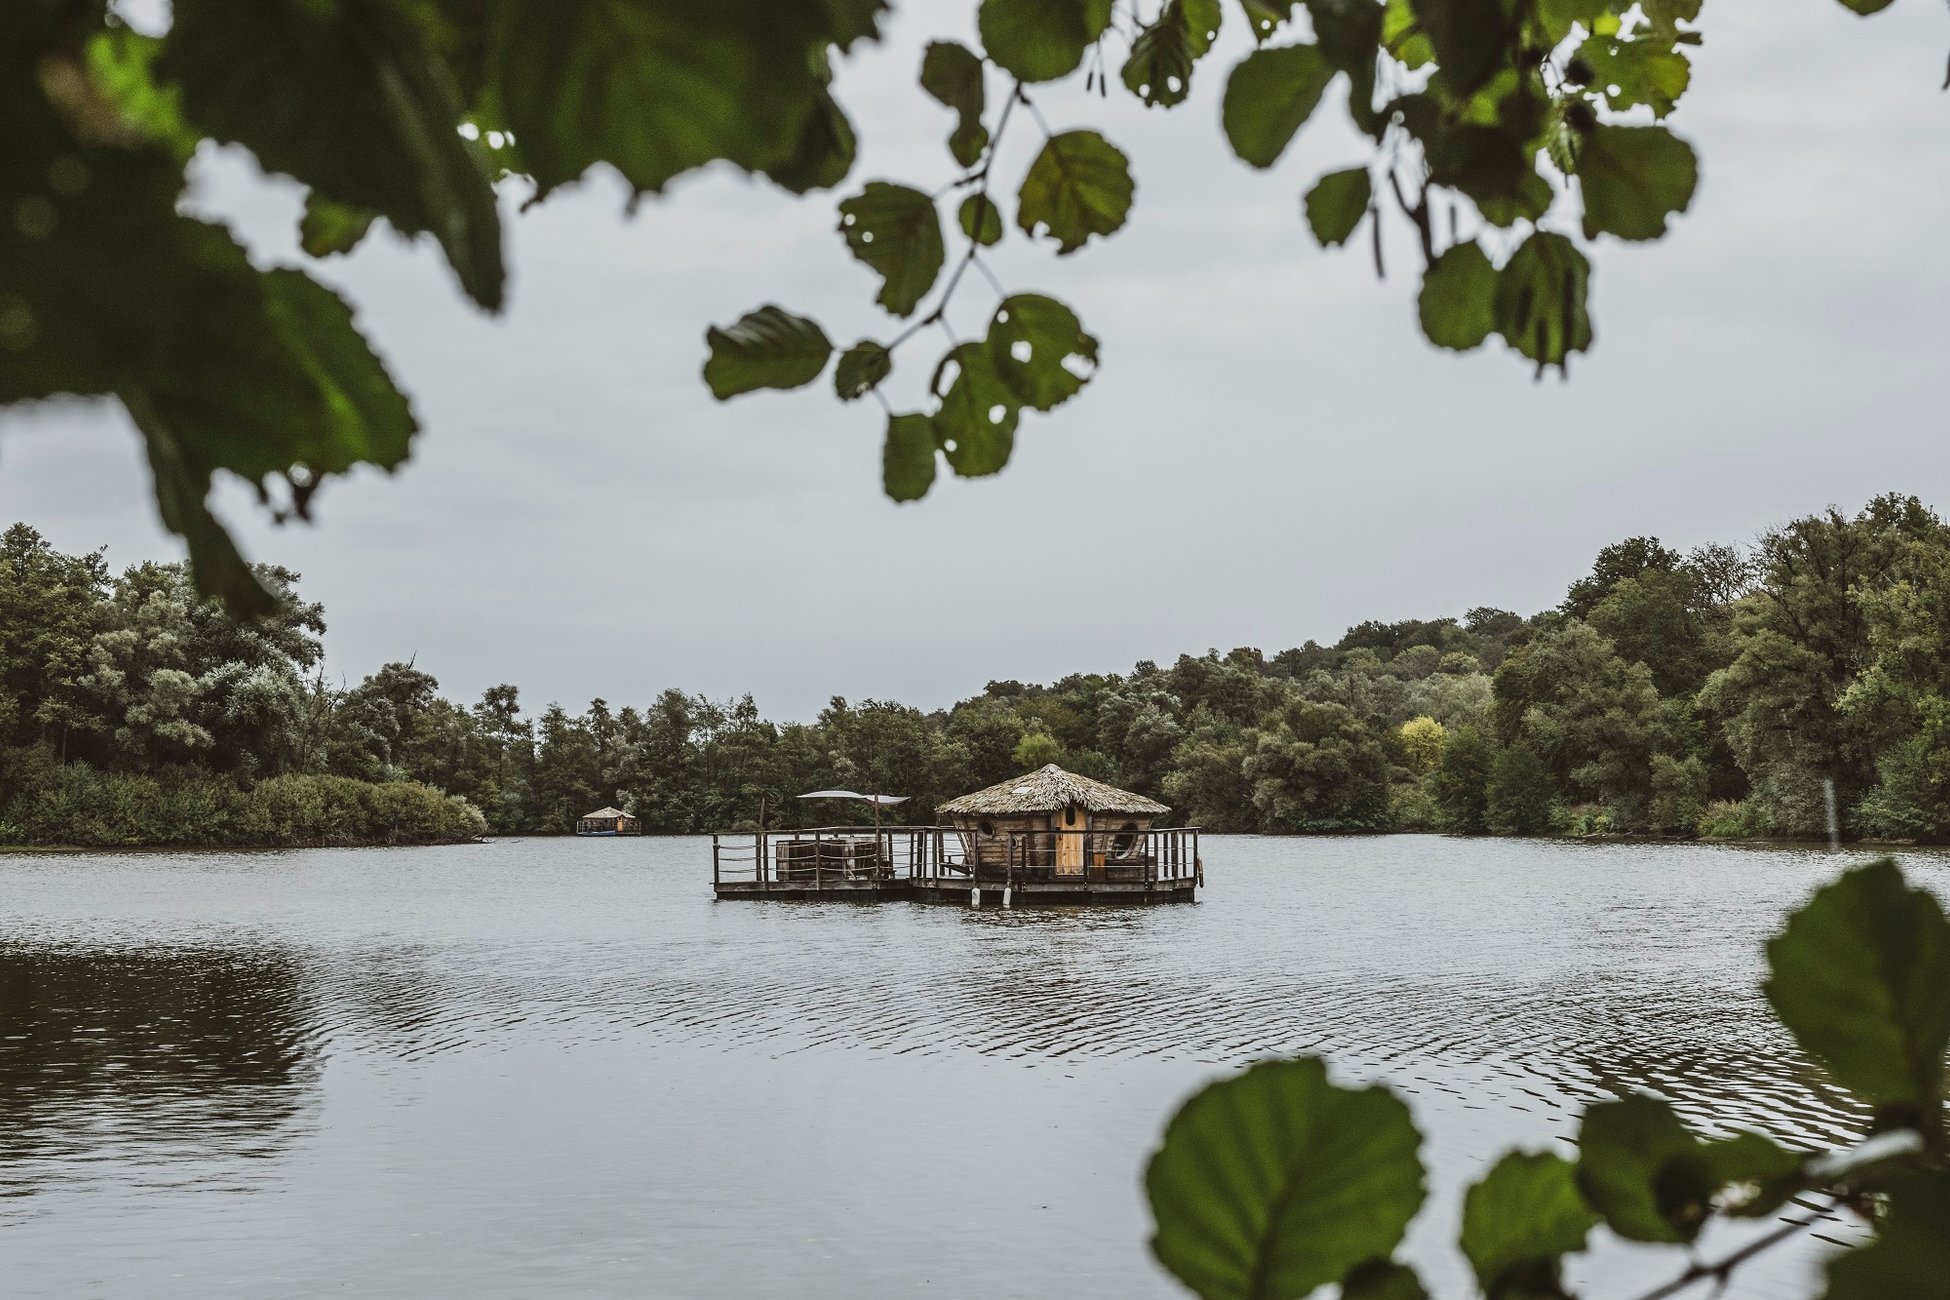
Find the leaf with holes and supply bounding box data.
[1578,34,1691,118]
[1016,131,1134,254]
[1145,1058,1427,1300]
[1239,0,1297,42]
[1305,0,1384,73]
[986,295,1098,412]
[834,340,892,401]
[839,182,946,317]
[1577,124,1697,242]
[1460,1152,1597,1299]
[1765,859,1950,1125]
[1382,0,1432,67]
[1304,167,1370,247]
[1418,241,1498,351]
[882,412,937,501]
[1493,231,1592,372]
[1222,44,1336,168]
[978,0,1114,82]
[933,343,1019,477]
[959,193,1005,246]
[1123,0,1223,108]
[922,41,988,167]
[703,306,833,400]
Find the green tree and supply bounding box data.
[1240,697,1392,832]
[1485,742,1556,835]
[1431,723,1496,834]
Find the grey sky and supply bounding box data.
[3,1,1946,722]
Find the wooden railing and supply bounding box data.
[711,825,1202,892]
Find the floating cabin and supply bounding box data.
[576,806,641,836]
[711,765,1201,905]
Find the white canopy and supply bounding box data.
[796,790,910,805]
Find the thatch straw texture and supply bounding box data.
[937,764,1169,817]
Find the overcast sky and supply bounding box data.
[3,1,1946,721]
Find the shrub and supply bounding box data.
[1696,799,1773,839]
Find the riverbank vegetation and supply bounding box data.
[6,493,1950,844]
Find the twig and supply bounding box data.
[1620,1198,1842,1300]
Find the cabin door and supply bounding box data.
[1055,805,1084,876]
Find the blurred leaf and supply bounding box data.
[1537,0,1610,43]
[1238,0,1297,43]
[84,29,198,164]
[986,294,1097,411]
[834,340,892,401]
[1304,167,1371,247]
[1460,1151,1597,1298]
[839,182,946,317]
[1425,125,1550,228]
[163,0,504,311]
[1145,1058,1427,1300]
[1123,0,1223,108]
[1703,1130,1805,1219]
[1576,1095,1714,1244]
[1016,130,1133,253]
[882,412,937,501]
[1418,241,1499,351]
[300,194,377,258]
[1342,1259,1430,1300]
[959,193,1005,245]
[1222,43,1336,168]
[1410,0,1517,100]
[1765,859,1950,1126]
[1382,0,1433,68]
[978,0,1113,83]
[1493,231,1592,373]
[933,343,1019,477]
[921,41,989,167]
[763,82,858,195]
[1577,34,1691,118]
[1824,1172,1950,1298]
[1577,124,1697,242]
[1305,0,1384,72]
[703,305,833,400]
[1833,0,1897,13]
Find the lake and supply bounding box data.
[1,836,1943,1299]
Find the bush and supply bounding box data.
[1696,798,1774,839]
[1646,753,1709,836]
[1387,779,1443,832]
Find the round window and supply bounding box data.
[978,818,996,837]
[1112,821,1139,857]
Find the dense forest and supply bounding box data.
[5,493,1950,846]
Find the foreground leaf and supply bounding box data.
[834,341,892,401]
[1824,1172,1950,1298]
[300,194,376,258]
[703,306,833,400]
[164,0,504,310]
[979,0,1114,83]
[1145,1058,1427,1300]
[1460,1151,1597,1298]
[986,295,1098,411]
[1765,859,1950,1127]
[932,344,1019,477]
[1577,124,1698,242]
[1123,0,1223,108]
[1304,167,1371,247]
[1342,1259,1430,1300]
[1239,0,1298,42]
[1410,0,1517,100]
[1576,1095,1713,1243]
[959,193,1005,246]
[839,183,946,317]
[1418,241,1499,351]
[882,412,937,502]
[921,41,988,167]
[1016,131,1134,254]
[1578,34,1692,118]
[1222,43,1336,168]
[763,81,858,196]
[1493,231,1592,373]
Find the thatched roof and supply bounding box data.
[582,806,630,820]
[938,765,1169,817]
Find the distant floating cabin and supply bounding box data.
[711,764,1199,904]
[576,806,640,836]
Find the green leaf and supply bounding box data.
[1409,0,1518,100]
[1701,1130,1805,1218]
[959,193,1005,246]
[838,182,947,318]
[1424,125,1550,228]
[1222,43,1336,168]
[1824,1173,1950,1299]
[763,82,859,195]
[932,344,1019,477]
[1576,1096,1714,1244]
[921,41,989,167]
[1303,167,1371,247]
[300,194,377,258]
[491,1,881,201]
[85,29,199,165]
[1537,0,1610,43]
[1145,1058,1427,1300]
[882,412,937,502]
[986,295,1098,411]
[1577,124,1698,242]
[1833,0,1897,14]
[1123,0,1223,108]
[703,306,833,400]
[1238,0,1297,43]
[834,340,892,401]
[1460,1151,1597,1298]
[1305,0,1384,72]
[1419,240,1499,351]
[163,0,504,311]
[1493,231,1592,373]
[1382,0,1433,68]
[1764,859,1950,1127]
[1577,34,1692,118]
[978,0,1114,83]
[1016,130,1134,254]
[1341,1259,1430,1300]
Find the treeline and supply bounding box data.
[6,494,1950,844]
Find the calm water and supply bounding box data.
[1,836,1944,1298]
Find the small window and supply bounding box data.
[978,818,996,837]
[1112,821,1139,857]
[1064,805,1077,827]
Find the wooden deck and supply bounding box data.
[711,826,1202,905]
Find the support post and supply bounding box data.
[712,833,720,887]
